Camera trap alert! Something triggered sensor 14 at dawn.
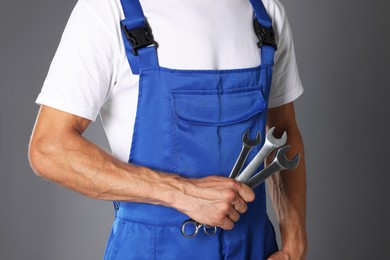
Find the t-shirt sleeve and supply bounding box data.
[267,0,304,108]
[36,0,121,121]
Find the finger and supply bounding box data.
[266,251,287,260]
[227,208,240,222]
[220,216,234,230]
[232,197,248,214]
[236,182,255,202]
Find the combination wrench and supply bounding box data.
[181,128,300,238]
[236,127,287,183]
[247,145,300,189]
[229,130,261,179]
[181,129,260,238]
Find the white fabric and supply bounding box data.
[36,0,303,162]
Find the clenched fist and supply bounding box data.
[174,176,255,230]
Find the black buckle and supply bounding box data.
[121,20,158,56]
[253,19,277,51]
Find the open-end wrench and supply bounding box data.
[181,130,260,238]
[247,146,300,189]
[236,127,287,183]
[229,130,261,179]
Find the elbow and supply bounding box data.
[28,146,44,178]
[28,136,57,179]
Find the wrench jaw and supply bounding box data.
[276,146,300,170]
[235,127,287,183]
[247,146,300,189]
[229,130,261,179]
[266,127,288,148]
[242,130,261,147]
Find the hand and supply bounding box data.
[267,250,291,260]
[267,242,307,260]
[267,250,305,260]
[176,176,255,230]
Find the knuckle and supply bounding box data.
[236,202,247,213]
[222,189,236,202]
[215,212,226,224]
[229,179,241,190]
[210,220,219,227]
[241,203,248,213]
[220,203,231,213]
[249,190,255,201]
[225,178,238,188]
[225,222,234,230]
[232,213,240,222]
[244,188,255,202]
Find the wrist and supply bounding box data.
[280,224,308,258]
[162,175,195,212]
[146,170,190,210]
[123,164,186,207]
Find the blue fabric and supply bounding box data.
[105,0,278,259]
[249,0,273,28]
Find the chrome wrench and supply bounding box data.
[247,146,300,189]
[236,127,287,183]
[229,130,261,179]
[181,129,260,238]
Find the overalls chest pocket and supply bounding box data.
[171,86,267,177]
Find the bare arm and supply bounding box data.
[28,105,254,229]
[266,102,307,259]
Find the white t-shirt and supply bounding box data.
[36,0,303,162]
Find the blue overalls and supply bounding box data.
[104,0,278,259]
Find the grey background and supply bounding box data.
[1,0,389,259]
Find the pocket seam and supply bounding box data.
[172,87,266,126]
[107,220,128,259]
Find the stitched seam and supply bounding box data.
[116,216,183,228]
[153,66,263,75]
[128,73,144,162]
[171,86,261,95]
[175,112,264,126]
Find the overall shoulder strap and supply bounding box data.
[248,0,277,66]
[120,0,276,73]
[120,0,158,74]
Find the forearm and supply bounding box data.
[29,129,255,228]
[29,119,183,207]
[267,126,307,256]
[28,106,255,229]
[266,103,307,258]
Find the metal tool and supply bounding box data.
[229,130,261,179]
[180,128,296,238]
[236,127,287,183]
[181,219,218,238]
[181,129,260,238]
[247,146,300,189]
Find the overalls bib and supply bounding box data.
[104,0,278,259]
